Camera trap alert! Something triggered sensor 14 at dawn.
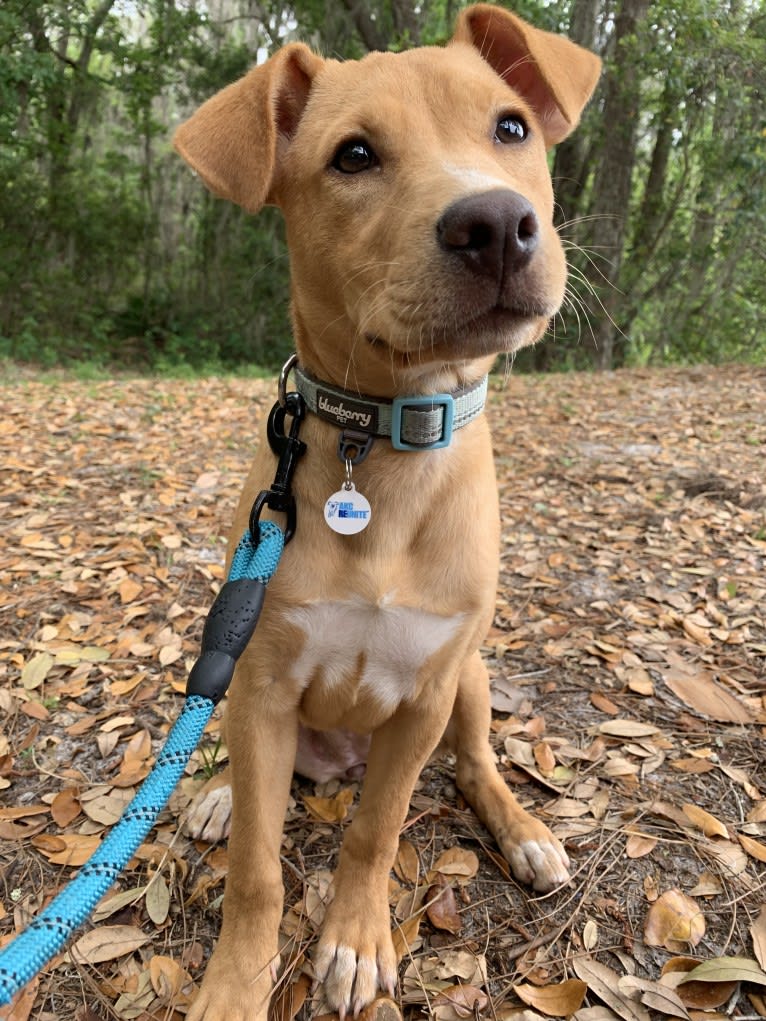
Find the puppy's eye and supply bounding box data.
[332,140,378,174]
[495,115,528,144]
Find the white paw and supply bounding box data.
[185,782,232,842]
[507,837,570,892]
[314,941,396,1018]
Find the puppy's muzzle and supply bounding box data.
[437,188,540,280]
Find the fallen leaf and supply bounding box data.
[679,956,766,987]
[681,804,728,839]
[599,720,660,738]
[688,871,723,897]
[70,924,150,964]
[752,906,766,971]
[424,880,462,934]
[119,578,143,603]
[21,653,54,690]
[394,839,419,884]
[534,741,557,773]
[513,979,587,1017]
[431,847,479,882]
[50,788,81,827]
[625,831,658,859]
[572,957,650,1021]
[271,973,312,1021]
[662,668,753,723]
[644,891,705,952]
[145,874,170,925]
[582,919,599,951]
[148,953,193,1001]
[31,833,101,866]
[392,908,423,961]
[661,957,737,1009]
[738,833,766,863]
[591,692,620,715]
[303,787,353,823]
[433,984,489,1019]
[618,975,691,1018]
[707,840,748,876]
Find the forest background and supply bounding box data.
[1,0,764,374]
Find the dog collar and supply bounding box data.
[291,363,488,452]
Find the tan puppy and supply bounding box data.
[174,7,600,1020]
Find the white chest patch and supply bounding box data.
[287,598,463,713]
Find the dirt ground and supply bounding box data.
[1,364,764,1021]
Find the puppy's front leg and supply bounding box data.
[188,671,298,1021]
[314,685,456,1017]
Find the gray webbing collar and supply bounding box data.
[293,365,488,451]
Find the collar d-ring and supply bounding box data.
[278,353,299,408]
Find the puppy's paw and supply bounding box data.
[500,817,570,892]
[184,773,232,842]
[314,908,397,1018]
[186,942,277,1021]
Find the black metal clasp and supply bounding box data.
[249,391,307,545]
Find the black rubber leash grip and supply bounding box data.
[186,579,266,704]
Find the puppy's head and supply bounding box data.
[175,5,600,393]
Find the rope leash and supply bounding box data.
[0,522,285,1007]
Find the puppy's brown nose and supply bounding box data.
[437,190,539,278]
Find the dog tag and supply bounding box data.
[324,483,371,535]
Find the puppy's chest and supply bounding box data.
[286,597,463,713]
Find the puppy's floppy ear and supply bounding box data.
[174,43,324,214]
[452,4,601,147]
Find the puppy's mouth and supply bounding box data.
[365,301,551,362]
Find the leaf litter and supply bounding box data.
[0,365,764,1021]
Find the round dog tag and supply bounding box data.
[324,484,371,535]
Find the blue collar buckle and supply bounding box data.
[391,393,455,451]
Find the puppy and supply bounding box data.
[174,6,600,1019]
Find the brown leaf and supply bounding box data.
[599,719,660,738]
[433,985,489,1018]
[752,906,766,971]
[424,881,462,934]
[572,957,650,1021]
[392,907,423,961]
[70,924,150,964]
[591,692,620,715]
[20,653,54,690]
[31,833,101,866]
[644,891,705,952]
[303,787,354,823]
[145,874,171,925]
[50,787,81,827]
[738,833,766,863]
[625,831,657,859]
[662,668,754,723]
[534,741,557,774]
[148,954,194,1002]
[679,956,766,986]
[394,839,419,884]
[119,577,143,603]
[430,847,479,882]
[661,957,737,1009]
[271,973,312,1021]
[681,804,728,839]
[513,979,587,1017]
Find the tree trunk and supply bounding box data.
[586,0,650,369]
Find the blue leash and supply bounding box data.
[0,522,285,1006]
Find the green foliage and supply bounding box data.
[0,0,763,372]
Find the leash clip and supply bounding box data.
[249,391,307,545]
